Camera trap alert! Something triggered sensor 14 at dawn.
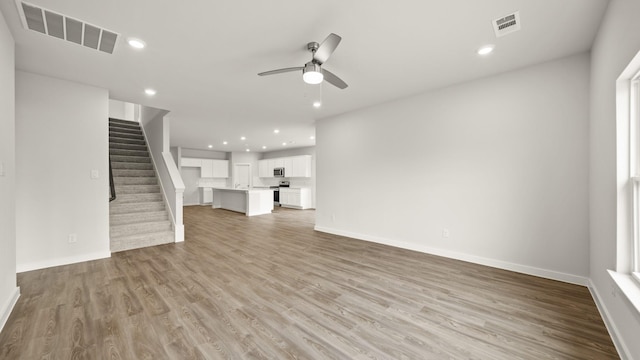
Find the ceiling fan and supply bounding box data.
[258,33,348,89]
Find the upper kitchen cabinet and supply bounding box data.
[289,156,311,177]
[258,160,273,178]
[212,160,229,178]
[258,155,311,178]
[201,159,229,178]
[182,157,229,178]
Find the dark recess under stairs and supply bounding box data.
[109,118,174,252]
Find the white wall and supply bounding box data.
[15,71,110,271]
[229,152,260,187]
[0,9,19,333]
[316,53,590,284]
[180,148,227,160]
[590,0,640,358]
[108,99,135,121]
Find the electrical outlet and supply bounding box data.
[68,233,77,243]
[442,228,450,238]
[90,169,99,179]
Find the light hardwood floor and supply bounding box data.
[0,206,619,359]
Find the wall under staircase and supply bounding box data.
[109,118,174,252]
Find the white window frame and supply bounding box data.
[610,50,640,316]
[632,73,640,284]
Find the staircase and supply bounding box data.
[109,118,174,252]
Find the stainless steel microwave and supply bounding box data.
[274,167,285,177]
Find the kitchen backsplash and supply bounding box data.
[254,177,312,188]
[198,178,228,188]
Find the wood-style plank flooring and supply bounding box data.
[0,205,619,359]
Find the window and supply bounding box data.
[632,72,640,283]
[610,50,640,315]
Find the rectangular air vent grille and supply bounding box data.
[493,11,521,38]
[17,1,119,54]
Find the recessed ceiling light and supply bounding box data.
[208,145,213,149]
[274,129,280,134]
[144,88,156,96]
[245,149,250,152]
[477,45,495,56]
[282,142,287,146]
[310,136,315,140]
[262,146,267,149]
[313,101,321,108]
[240,136,246,140]
[223,141,228,145]
[127,38,146,49]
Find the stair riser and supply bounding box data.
[110,232,174,253]
[111,162,154,170]
[112,169,156,177]
[110,155,151,164]
[110,221,172,238]
[110,202,165,214]
[110,149,149,157]
[109,137,146,146]
[110,211,168,225]
[115,185,160,194]
[108,122,141,130]
[109,131,144,140]
[109,143,148,151]
[114,177,157,185]
[113,193,163,203]
[108,126,142,136]
[109,119,140,127]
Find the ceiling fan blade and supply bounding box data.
[258,67,303,76]
[313,33,341,65]
[322,69,348,89]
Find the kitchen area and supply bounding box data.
[174,146,315,216]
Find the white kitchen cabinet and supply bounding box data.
[282,158,292,175]
[258,156,311,178]
[212,160,229,178]
[258,160,273,178]
[201,188,213,203]
[279,188,312,209]
[273,158,284,169]
[289,155,311,178]
[200,159,214,177]
[200,159,229,178]
[181,157,202,167]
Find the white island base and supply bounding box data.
[210,188,274,216]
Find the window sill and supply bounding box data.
[608,270,640,315]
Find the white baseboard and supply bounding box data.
[16,250,111,273]
[588,280,631,360]
[0,286,20,333]
[314,225,590,286]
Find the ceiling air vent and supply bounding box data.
[492,11,521,38]
[16,1,119,54]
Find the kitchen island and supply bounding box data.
[203,187,274,216]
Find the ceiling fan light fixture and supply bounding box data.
[303,63,323,85]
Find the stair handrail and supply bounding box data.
[109,155,116,202]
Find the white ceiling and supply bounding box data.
[0,0,609,153]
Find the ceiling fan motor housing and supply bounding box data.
[303,62,323,84]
